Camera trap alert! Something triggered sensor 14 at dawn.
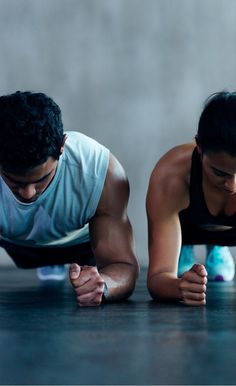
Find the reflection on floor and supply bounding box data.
[0,266,236,385]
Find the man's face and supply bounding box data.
[201,150,236,195]
[0,157,58,203]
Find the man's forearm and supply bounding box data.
[148,272,182,301]
[99,262,139,301]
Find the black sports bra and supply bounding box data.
[179,147,236,229]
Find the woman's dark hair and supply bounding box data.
[196,91,236,156]
[0,91,64,172]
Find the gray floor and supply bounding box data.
[0,266,236,385]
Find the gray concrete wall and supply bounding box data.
[0,0,236,266]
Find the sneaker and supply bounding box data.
[178,245,196,277]
[205,246,235,281]
[37,265,66,281]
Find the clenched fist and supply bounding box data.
[179,263,208,306]
[69,263,106,307]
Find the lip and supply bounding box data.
[223,188,236,194]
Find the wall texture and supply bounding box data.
[0,0,236,266]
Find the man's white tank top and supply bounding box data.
[0,131,110,248]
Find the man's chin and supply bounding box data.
[15,196,39,203]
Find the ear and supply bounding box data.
[196,145,204,161]
[59,134,67,155]
[197,145,202,155]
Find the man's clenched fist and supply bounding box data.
[69,263,106,307]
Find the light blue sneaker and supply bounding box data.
[37,265,66,281]
[178,245,196,277]
[205,246,235,281]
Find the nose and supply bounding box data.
[18,185,36,200]
[224,176,236,191]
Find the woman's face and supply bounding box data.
[201,149,236,195]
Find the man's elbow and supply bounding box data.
[124,260,140,299]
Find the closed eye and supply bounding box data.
[211,167,232,178]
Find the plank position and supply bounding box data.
[146,91,236,306]
[0,91,139,306]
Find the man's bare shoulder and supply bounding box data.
[147,143,195,211]
[96,153,129,217]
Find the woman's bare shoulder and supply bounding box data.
[151,143,195,180]
[147,143,196,211]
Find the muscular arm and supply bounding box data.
[88,153,139,301]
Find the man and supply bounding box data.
[146,91,236,306]
[0,91,139,306]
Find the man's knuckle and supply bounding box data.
[96,288,103,296]
[98,278,104,286]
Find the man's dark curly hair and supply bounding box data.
[0,91,64,172]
